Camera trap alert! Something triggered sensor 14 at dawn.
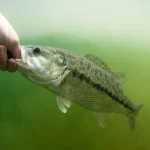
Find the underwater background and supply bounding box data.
[0,0,150,150]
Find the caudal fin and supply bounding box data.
[128,105,143,131]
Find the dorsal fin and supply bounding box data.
[112,72,126,85]
[85,54,126,86]
[85,54,111,72]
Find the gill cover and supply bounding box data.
[16,45,70,87]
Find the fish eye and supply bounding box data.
[33,47,41,55]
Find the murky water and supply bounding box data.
[0,34,150,150]
[1,0,150,149]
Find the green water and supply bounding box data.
[0,35,150,150]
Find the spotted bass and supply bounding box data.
[16,45,143,131]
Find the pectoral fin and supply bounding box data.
[56,96,72,113]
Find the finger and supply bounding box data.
[7,25,21,59]
[7,58,17,72]
[0,45,7,71]
[12,46,21,59]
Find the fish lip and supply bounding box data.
[15,45,30,71]
[15,58,22,62]
[15,59,31,72]
[20,45,27,63]
[15,58,25,65]
[16,45,27,62]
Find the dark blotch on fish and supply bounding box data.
[72,69,134,111]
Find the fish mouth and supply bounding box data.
[16,59,30,72]
[15,45,31,72]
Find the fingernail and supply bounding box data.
[0,47,5,56]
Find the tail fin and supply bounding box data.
[128,105,143,131]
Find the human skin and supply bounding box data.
[0,13,21,72]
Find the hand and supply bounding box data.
[0,13,21,72]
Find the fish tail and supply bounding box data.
[128,104,143,131]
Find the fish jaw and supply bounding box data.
[15,45,31,72]
[16,59,31,72]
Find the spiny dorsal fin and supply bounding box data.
[112,72,126,85]
[85,54,126,85]
[85,54,111,73]
[56,96,72,113]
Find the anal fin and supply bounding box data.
[94,112,115,128]
[94,112,107,128]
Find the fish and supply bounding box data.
[16,45,143,131]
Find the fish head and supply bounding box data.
[16,45,68,87]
